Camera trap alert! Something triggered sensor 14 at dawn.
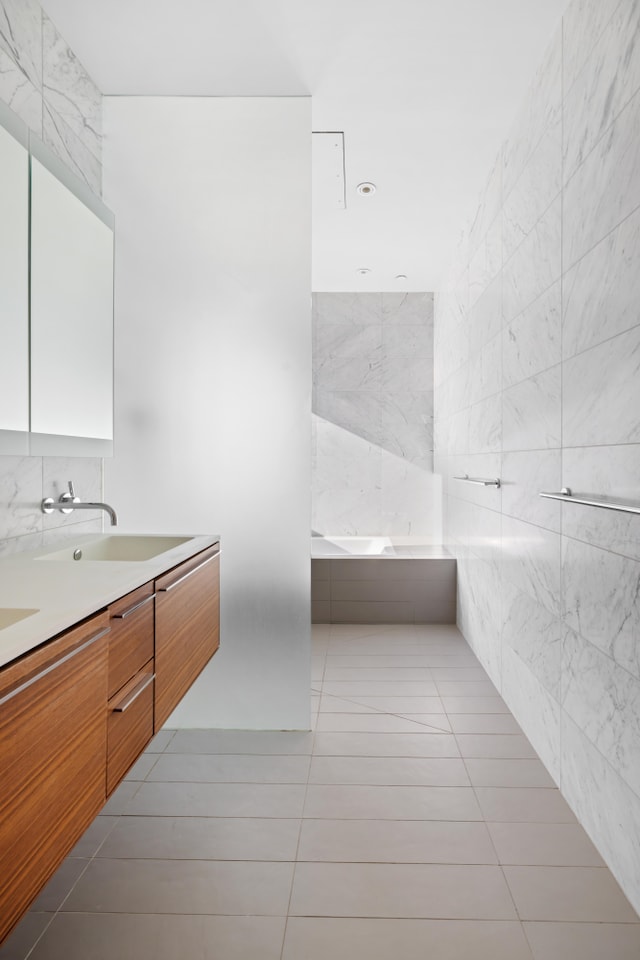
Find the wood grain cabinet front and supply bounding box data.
[0,611,110,943]
[154,544,220,730]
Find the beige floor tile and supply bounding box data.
[338,695,446,713]
[313,732,460,757]
[99,779,142,815]
[475,788,577,823]
[504,866,639,921]
[309,755,470,786]
[0,914,52,960]
[431,668,488,681]
[298,819,497,864]
[329,642,471,656]
[30,859,89,912]
[324,655,478,668]
[28,914,286,960]
[303,784,482,820]
[124,752,160,781]
[523,921,640,959]
[322,680,439,696]
[167,729,314,755]
[99,816,301,861]
[324,667,435,682]
[441,696,510,713]
[436,681,500,697]
[144,729,176,753]
[289,862,517,918]
[318,695,379,713]
[393,714,452,732]
[123,780,306,818]
[69,816,118,858]
[282,918,533,960]
[488,823,605,866]
[63,858,294,916]
[448,714,522,734]
[314,713,448,733]
[465,759,556,788]
[145,752,311,783]
[456,734,539,759]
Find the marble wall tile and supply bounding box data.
[501,515,561,618]
[314,391,382,449]
[312,420,381,535]
[467,503,501,563]
[468,217,501,308]
[563,0,640,182]
[379,391,433,427]
[502,580,564,699]
[502,196,561,325]
[0,529,43,557]
[42,14,101,155]
[382,324,432,360]
[501,449,562,532]
[381,292,434,324]
[564,87,640,271]
[469,273,502,355]
[561,444,640,561]
[457,557,502,685]
[314,293,382,327]
[502,365,561,453]
[502,122,562,263]
[501,645,562,782]
[43,102,101,195]
[314,357,382,392]
[468,333,501,405]
[561,714,640,915]
[41,456,103,531]
[562,0,621,94]
[42,516,102,547]
[562,203,640,359]
[563,324,640,447]
[0,0,42,134]
[468,394,501,454]
[562,628,640,797]
[450,452,502,509]
[379,358,433,394]
[503,30,562,199]
[503,281,561,388]
[314,322,382,360]
[380,457,441,538]
[468,147,502,257]
[0,456,43,540]
[562,534,640,681]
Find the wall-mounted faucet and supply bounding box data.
[42,481,118,526]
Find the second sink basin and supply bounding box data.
[38,535,192,562]
[0,608,39,630]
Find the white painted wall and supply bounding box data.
[103,97,311,730]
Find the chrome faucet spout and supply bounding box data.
[41,482,118,526]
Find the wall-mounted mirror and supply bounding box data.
[0,102,29,453]
[30,140,114,456]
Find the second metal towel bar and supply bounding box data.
[454,475,501,488]
[539,487,640,516]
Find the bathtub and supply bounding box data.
[311,535,457,624]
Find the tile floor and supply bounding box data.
[2,623,640,959]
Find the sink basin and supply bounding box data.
[0,608,39,630]
[38,536,192,562]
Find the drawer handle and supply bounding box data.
[0,626,110,708]
[157,551,219,593]
[112,672,155,713]
[112,593,155,620]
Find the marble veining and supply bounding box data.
[502,580,563,699]
[502,195,562,325]
[0,0,42,134]
[501,644,562,782]
[501,449,561,533]
[503,281,561,389]
[501,515,561,618]
[502,365,561,453]
[562,202,640,359]
[562,0,622,95]
[43,14,101,152]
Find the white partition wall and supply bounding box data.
[103,97,311,729]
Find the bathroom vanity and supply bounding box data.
[0,534,220,943]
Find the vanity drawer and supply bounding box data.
[108,582,155,699]
[106,662,154,795]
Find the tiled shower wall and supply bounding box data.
[0,0,104,555]
[313,293,441,538]
[434,0,640,912]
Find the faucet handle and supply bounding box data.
[68,480,76,498]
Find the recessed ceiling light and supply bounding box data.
[395,274,408,280]
[356,267,371,275]
[356,182,376,196]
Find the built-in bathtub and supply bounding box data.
[311,536,456,623]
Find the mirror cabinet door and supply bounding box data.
[0,114,29,438]
[30,154,114,445]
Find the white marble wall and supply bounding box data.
[313,292,441,537]
[434,0,640,913]
[0,0,104,554]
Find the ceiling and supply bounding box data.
[41,0,567,291]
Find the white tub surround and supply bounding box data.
[435,0,640,913]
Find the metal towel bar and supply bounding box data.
[539,487,640,516]
[454,475,501,488]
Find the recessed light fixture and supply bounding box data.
[395,274,408,280]
[356,267,371,275]
[356,182,376,196]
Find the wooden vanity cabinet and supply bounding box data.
[155,543,220,730]
[0,611,110,943]
[106,583,156,795]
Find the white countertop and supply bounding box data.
[0,532,220,669]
